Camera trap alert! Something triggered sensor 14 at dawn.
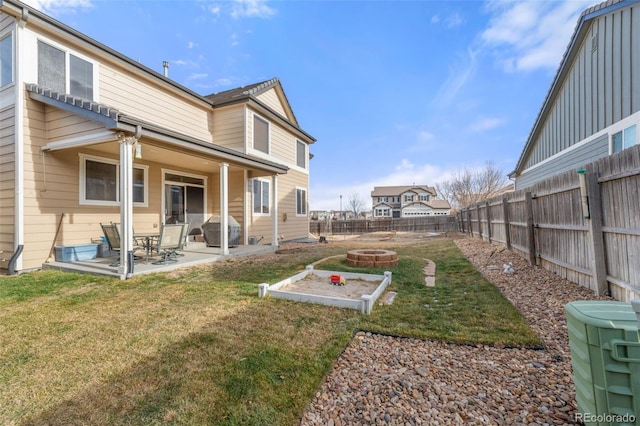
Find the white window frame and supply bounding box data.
[296,187,307,216]
[252,178,270,216]
[611,124,637,154]
[36,37,98,101]
[79,154,148,207]
[0,31,14,89]
[252,113,270,155]
[420,194,429,201]
[296,140,306,169]
[404,194,413,202]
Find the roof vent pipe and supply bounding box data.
[163,61,169,77]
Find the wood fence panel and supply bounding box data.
[459,144,640,302]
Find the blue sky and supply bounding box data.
[25,0,596,211]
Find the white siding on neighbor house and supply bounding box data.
[523,6,640,171]
[256,88,288,119]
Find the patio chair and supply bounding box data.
[100,223,143,267]
[151,223,186,265]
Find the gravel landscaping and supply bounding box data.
[299,236,615,425]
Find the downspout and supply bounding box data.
[8,245,23,275]
[12,8,28,274]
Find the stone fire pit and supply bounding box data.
[346,249,399,268]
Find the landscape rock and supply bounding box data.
[299,237,613,425]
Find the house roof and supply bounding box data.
[371,185,437,197]
[510,0,637,177]
[2,0,315,144]
[27,83,289,174]
[205,78,315,143]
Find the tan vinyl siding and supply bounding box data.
[245,169,309,245]
[246,108,309,170]
[228,169,245,241]
[45,108,106,141]
[277,169,309,242]
[212,105,246,152]
[256,88,287,118]
[99,63,213,142]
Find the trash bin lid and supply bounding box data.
[565,301,639,330]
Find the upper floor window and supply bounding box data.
[296,140,306,168]
[253,115,269,154]
[378,196,388,203]
[0,33,13,87]
[612,125,637,153]
[252,178,270,214]
[38,41,94,100]
[80,154,147,206]
[392,196,399,203]
[404,194,413,202]
[420,194,429,201]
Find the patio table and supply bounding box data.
[134,232,160,263]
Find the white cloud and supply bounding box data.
[187,73,208,81]
[231,0,276,19]
[187,41,197,49]
[418,131,434,141]
[431,48,478,108]
[470,116,505,133]
[431,15,440,24]
[210,4,221,16]
[444,12,463,28]
[22,0,91,12]
[481,0,593,72]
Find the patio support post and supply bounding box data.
[118,130,139,279]
[219,162,229,255]
[272,174,278,247]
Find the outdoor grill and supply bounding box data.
[201,215,241,247]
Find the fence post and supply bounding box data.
[467,209,473,237]
[502,197,512,250]
[586,172,608,296]
[477,203,483,239]
[485,201,492,243]
[525,192,536,266]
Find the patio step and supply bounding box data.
[186,242,207,250]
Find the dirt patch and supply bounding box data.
[281,274,380,299]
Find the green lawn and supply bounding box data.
[0,238,540,425]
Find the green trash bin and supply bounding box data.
[565,301,640,425]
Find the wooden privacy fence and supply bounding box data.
[309,216,458,236]
[458,144,640,302]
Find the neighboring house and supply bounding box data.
[370,186,451,219]
[0,0,315,276]
[509,0,640,189]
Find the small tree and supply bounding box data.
[436,161,509,210]
[347,192,366,219]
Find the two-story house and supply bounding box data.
[370,186,451,219]
[0,0,315,277]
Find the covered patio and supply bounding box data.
[27,84,289,280]
[42,243,276,278]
